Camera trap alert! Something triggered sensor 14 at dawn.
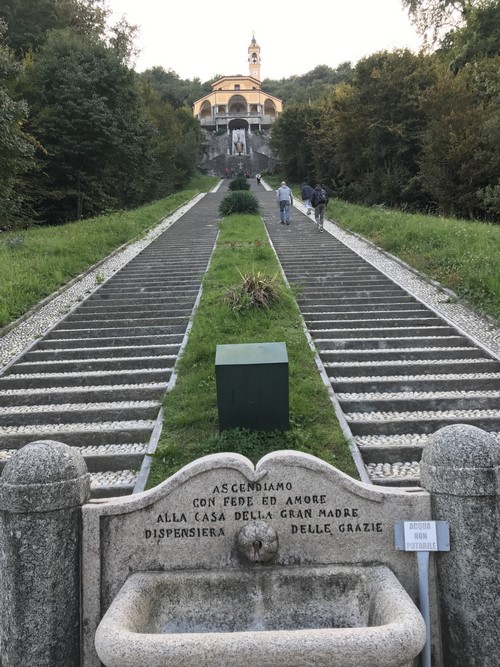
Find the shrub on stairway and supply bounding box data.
[229,176,250,191]
[219,191,259,216]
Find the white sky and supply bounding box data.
[106,0,422,81]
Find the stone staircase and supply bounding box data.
[261,192,500,486]
[2,182,499,492]
[0,196,220,497]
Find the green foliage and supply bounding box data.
[228,176,250,191]
[219,192,259,216]
[19,30,156,222]
[263,63,353,105]
[224,269,281,311]
[441,0,500,71]
[138,66,213,109]
[0,22,36,230]
[270,104,320,183]
[319,50,436,208]
[402,0,470,45]
[0,0,108,55]
[418,57,500,219]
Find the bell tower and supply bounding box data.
[248,32,261,81]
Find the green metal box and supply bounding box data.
[215,342,289,432]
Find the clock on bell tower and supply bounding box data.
[248,32,261,81]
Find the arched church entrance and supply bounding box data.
[228,119,249,131]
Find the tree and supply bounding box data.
[0,0,108,56]
[402,0,476,45]
[0,22,36,229]
[263,62,353,105]
[439,0,500,71]
[139,67,212,109]
[419,57,500,219]
[21,29,159,222]
[270,104,320,182]
[317,50,436,207]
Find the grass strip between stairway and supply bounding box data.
[147,213,358,487]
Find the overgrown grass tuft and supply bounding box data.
[148,213,356,486]
[224,269,281,311]
[0,175,218,328]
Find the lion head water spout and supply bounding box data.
[237,521,278,564]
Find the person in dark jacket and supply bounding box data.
[310,184,329,232]
[276,181,293,225]
[300,183,314,215]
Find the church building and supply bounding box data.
[192,34,283,133]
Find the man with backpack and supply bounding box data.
[311,184,329,232]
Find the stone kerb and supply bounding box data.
[0,440,91,667]
[420,424,500,666]
[81,450,435,667]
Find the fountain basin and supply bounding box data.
[95,565,425,667]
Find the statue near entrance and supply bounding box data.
[234,140,243,155]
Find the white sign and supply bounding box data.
[403,521,438,551]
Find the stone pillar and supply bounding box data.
[420,424,500,666]
[0,441,91,666]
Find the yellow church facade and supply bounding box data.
[192,35,283,132]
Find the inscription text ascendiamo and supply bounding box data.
[143,479,385,541]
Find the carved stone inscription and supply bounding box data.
[144,477,383,542]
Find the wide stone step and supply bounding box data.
[66,307,192,321]
[44,324,186,337]
[297,296,418,307]
[7,355,176,375]
[78,301,196,314]
[326,358,499,378]
[330,373,500,393]
[305,310,437,322]
[313,326,456,338]
[95,284,199,295]
[289,277,393,288]
[25,344,181,361]
[300,288,406,298]
[284,268,381,278]
[366,461,421,486]
[315,336,473,350]
[0,442,148,474]
[37,334,184,349]
[89,470,137,498]
[107,271,204,289]
[89,288,199,302]
[87,290,199,303]
[338,390,500,413]
[57,315,189,330]
[0,420,155,449]
[307,316,444,329]
[0,367,172,389]
[346,411,500,436]
[0,401,159,426]
[321,348,485,363]
[302,303,428,313]
[0,383,168,407]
